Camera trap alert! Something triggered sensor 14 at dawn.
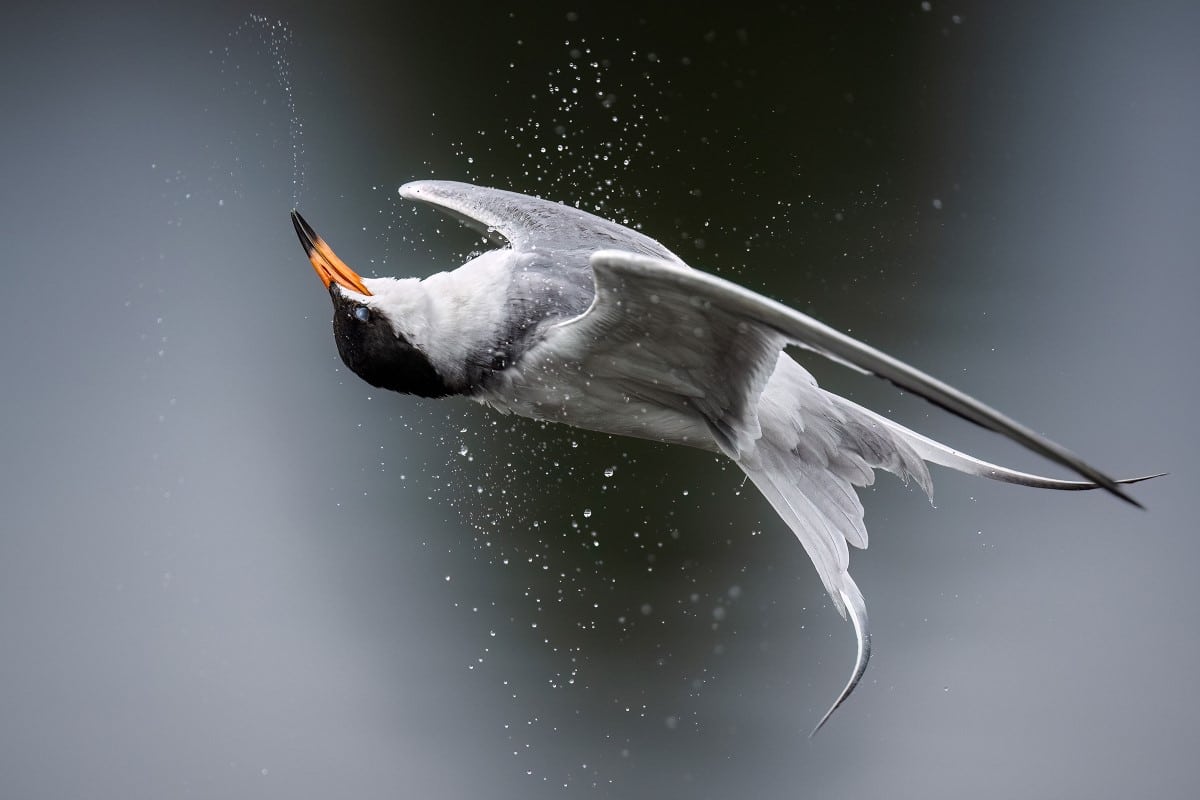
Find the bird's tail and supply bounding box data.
[739,455,873,737]
[734,358,936,734]
[832,394,1163,492]
[734,357,1156,734]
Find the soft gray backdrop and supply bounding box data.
[2,2,1196,798]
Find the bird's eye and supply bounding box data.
[354,306,370,322]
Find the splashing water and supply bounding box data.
[448,36,669,218]
[317,28,759,790]
[218,14,306,204]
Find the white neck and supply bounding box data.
[360,249,517,386]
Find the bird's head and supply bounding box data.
[290,211,452,398]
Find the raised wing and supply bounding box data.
[399,180,684,263]
[575,250,1141,506]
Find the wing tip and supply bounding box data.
[1092,470,1165,509]
[1115,472,1166,510]
[398,180,433,199]
[399,178,476,199]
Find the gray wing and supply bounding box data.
[399,180,685,263]
[550,250,1147,733]
[563,250,1141,505]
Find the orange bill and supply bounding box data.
[290,211,372,296]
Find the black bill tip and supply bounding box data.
[291,210,316,256]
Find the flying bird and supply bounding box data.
[291,181,1153,734]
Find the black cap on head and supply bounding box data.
[330,288,452,398]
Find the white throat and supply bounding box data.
[361,249,517,386]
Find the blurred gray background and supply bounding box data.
[1,1,1197,798]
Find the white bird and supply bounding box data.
[291,181,1154,734]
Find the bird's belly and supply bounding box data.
[478,362,717,451]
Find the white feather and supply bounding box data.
[383,182,1150,733]
[363,250,516,386]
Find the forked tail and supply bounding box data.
[739,454,880,738]
[810,578,870,737]
[837,395,1164,492]
[735,365,1158,736]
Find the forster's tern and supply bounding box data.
[291,181,1154,734]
